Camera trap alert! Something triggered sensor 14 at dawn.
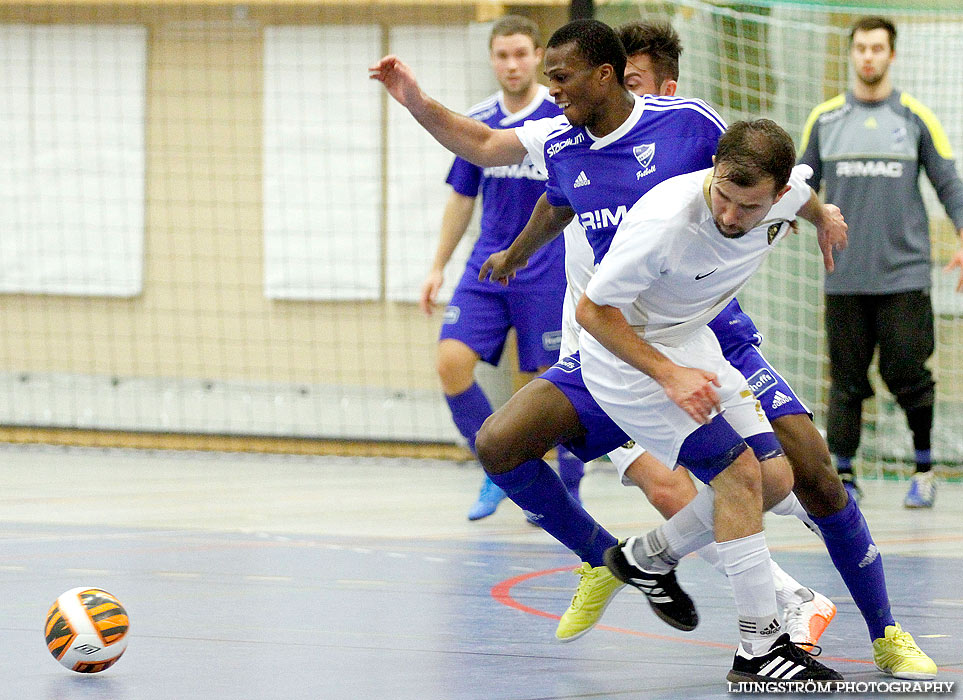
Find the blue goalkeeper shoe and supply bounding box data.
[839,472,862,505]
[903,472,935,509]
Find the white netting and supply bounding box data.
[604,0,963,473]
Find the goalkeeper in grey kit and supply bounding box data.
[798,15,963,509]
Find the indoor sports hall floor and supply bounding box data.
[1,444,960,699]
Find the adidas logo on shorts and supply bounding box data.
[771,391,792,410]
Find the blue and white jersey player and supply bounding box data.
[511,95,812,479]
[372,22,937,680]
[520,93,724,264]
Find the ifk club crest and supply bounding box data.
[633,143,655,168]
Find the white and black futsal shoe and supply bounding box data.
[727,633,844,684]
[603,541,698,631]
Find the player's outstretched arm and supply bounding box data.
[796,189,847,273]
[478,194,574,285]
[575,295,721,424]
[369,55,528,167]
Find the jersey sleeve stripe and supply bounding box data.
[798,93,845,156]
[643,100,728,133]
[900,92,955,159]
[466,95,499,118]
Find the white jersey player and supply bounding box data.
[577,119,848,684]
[579,161,813,465]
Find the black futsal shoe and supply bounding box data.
[603,541,698,631]
[728,633,844,685]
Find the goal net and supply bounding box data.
[600,0,963,476]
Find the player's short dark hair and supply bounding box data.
[547,19,626,87]
[849,16,897,51]
[490,14,541,50]
[715,119,795,193]
[617,21,682,85]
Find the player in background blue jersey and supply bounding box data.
[418,16,584,521]
[371,18,934,677]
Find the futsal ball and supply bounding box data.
[45,587,129,673]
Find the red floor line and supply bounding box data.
[490,565,963,672]
[491,566,733,650]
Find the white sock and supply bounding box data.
[632,485,716,572]
[717,532,781,656]
[698,545,801,605]
[768,492,824,542]
[696,542,727,576]
[662,484,715,556]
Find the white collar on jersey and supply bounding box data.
[585,94,645,150]
[498,84,552,127]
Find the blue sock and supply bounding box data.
[811,495,895,641]
[557,447,585,501]
[445,383,492,454]
[488,458,617,567]
[835,455,853,474]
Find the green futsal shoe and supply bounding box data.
[873,623,938,680]
[555,562,625,642]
